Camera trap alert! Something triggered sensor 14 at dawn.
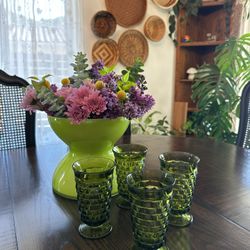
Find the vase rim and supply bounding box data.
[47,115,129,122]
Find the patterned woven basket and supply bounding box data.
[118,30,148,67]
[144,16,166,42]
[105,0,147,27]
[92,39,119,67]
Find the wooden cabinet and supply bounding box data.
[172,0,231,132]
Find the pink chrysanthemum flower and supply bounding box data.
[83,79,95,89]
[20,86,38,112]
[67,85,93,106]
[83,91,107,115]
[55,87,74,100]
[65,104,91,124]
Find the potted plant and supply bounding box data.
[21,53,155,199]
[185,33,250,143]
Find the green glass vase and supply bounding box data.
[127,173,175,250]
[113,144,148,209]
[159,151,200,227]
[72,158,114,239]
[48,116,129,199]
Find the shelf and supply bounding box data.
[180,40,225,47]
[180,79,193,83]
[188,107,198,112]
[201,0,225,7]
[173,0,229,132]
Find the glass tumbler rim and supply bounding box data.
[113,143,148,157]
[72,157,115,175]
[159,151,200,165]
[126,173,175,197]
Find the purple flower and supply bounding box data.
[122,87,155,119]
[89,60,104,79]
[100,72,118,91]
[100,88,122,118]
[50,84,58,92]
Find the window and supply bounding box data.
[0,0,83,144]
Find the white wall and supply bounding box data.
[82,0,175,123]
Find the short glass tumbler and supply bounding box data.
[72,158,114,239]
[127,173,175,250]
[159,151,200,227]
[113,144,148,209]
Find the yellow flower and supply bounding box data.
[61,78,70,86]
[95,80,105,90]
[43,80,50,88]
[117,90,126,101]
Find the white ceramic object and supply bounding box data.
[186,67,198,81]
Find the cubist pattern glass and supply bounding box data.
[127,173,175,249]
[113,144,148,209]
[159,151,200,227]
[72,157,114,239]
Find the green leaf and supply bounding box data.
[122,72,130,82]
[42,74,52,80]
[28,76,39,80]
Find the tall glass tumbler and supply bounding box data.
[159,151,200,227]
[127,173,175,250]
[72,158,114,239]
[113,144,148,209]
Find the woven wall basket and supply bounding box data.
[105,0,147,27]
[92,39,119,67]
[144,15,166,42]
[152,0,178,9]
[91,11,116,38]
[118,30,148,67]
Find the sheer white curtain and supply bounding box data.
[240,0,250,34]
[0,0,84,145]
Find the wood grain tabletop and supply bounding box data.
[1,135,250,250]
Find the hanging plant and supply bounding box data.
[168,0,202,45]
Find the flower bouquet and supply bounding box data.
[21,52,155,199]
[21,52,155,123]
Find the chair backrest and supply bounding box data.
[0,70,35,150]
[236,82,250,149]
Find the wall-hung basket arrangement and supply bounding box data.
[91,0,181,66]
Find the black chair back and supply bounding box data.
[236,82,250,149]
[0,70,35,150]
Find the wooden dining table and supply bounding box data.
[1,135,250,250]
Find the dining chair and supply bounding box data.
[0,70,35,150]
[236,82,250,149]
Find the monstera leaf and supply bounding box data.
[215,34,250,77]
[189,34,250,143]
[192,64,239,112]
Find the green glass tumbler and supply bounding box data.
[159,151,200,227]
[127,173,175,250]
[113,144,148,209]
[72,158,114,239]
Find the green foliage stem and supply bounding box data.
[70,52,89,86]
[132,111,174,136]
